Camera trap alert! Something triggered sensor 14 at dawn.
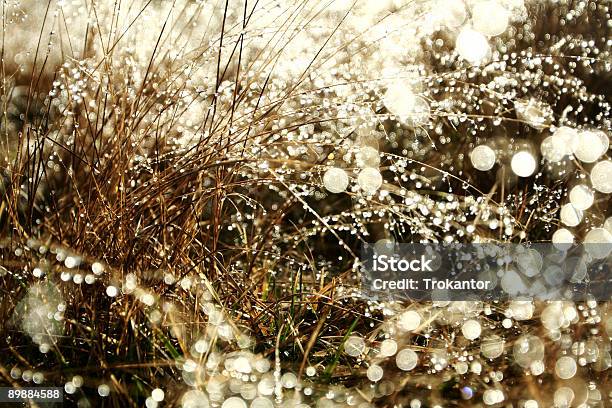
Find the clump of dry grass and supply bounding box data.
[0,0,610,407]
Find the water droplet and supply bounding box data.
[366,364,384,382]
[470,145,496,171]
[511,151,537,178]
[323,167,349,193]
[396,349,418,371]
[357,167,383,194]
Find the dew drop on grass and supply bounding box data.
[552,228,574,251]
[541,136,566,162]
[461,319,481,340]
[511,151,536,178]
[356,146,380,168]
[481,335,504,359]
[379,339,398,357]
[397,310,421,332]
[541,303,564,331]
[151,388,165,402]
[553,126,579,153]
[344,336,365,357]
[604,217,612,234]
[181,390,209,408]
[194,339,209,354]
[569,184,594,210]
[383,81,430,126]
[513,334,545,368]
[72,376,83,387]
[257,376,275,396]
[396,349,418,371]
[530,360,545,376]
[281,372,297,389]
[91,261,104,275]
[472,1,509,37]
[455,28,490,65]
[555,356,577,379]
[366,364,383,382]
[254,358,270,373]
[106,286,118,297]
[554,387,575,408]
[32,372,44,384]
[64,256,80,269]
[584,228,612,259]
[591,160,612,193]
[573,130,607,163]
[323,167,349,193]
[221,396,247,408]
[232,356,252,374]
[560,204,582,227]
[357,167,383,194]
[98,384,110,397]
[483,389,504,405]
[64,382,76,394]
[470,145,496,171]
[250,397,273,408]
[239,383,256,400]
